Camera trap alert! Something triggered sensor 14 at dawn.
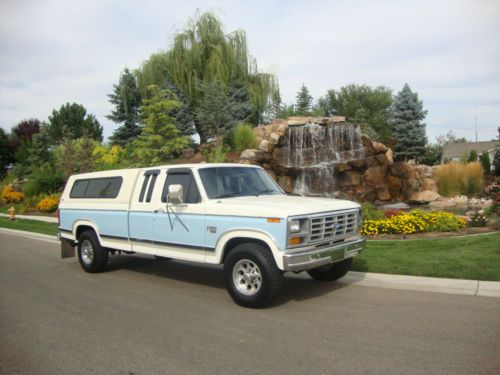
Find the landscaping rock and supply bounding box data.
[468,198,493,209]
[453,195,469,209]
[376,184,391,201]
[408,190,441,204]
[363,165,387,186]
[259,140,274,153]
[372,141,388,153]
[429,199,457,210]
[421,177,438,192]
[240,149,270,161]
[416,165,433,178]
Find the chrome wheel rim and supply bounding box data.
[81,240,94,265]
[232,259,262,296]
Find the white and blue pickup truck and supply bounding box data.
[59,163,365,307]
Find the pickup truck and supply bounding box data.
[59,163,365,307]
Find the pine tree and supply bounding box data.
[389,84,427,161]
[269,87,284,120]
[195,80,251,141]
[163,76,196,137]
[133,85,190,165]
[295,84,313,115]
[108,68,142,146]
[480,152,491,175]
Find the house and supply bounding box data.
[442,141,499,165]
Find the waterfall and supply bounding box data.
[283,123,364,196]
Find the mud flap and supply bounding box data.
[61,237,75,258]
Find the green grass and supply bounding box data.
[0,217,58,236]
[353,233,500,281]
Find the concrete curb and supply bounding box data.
[0,213,58,223]
[1,228,499,298]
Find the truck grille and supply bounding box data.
[309,211,358,242]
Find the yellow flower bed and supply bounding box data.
[362,211,467,235]
[1,185,25,204]
[36,197,60,213]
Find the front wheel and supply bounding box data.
[307,258,353,281]
[224,243,283,308]
[77,230,108,273]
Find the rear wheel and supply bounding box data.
[77,230,108,273]
[224,243,283,308]
[307,258,352,281]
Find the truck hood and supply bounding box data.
[204,194,360,218]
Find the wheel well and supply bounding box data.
[75,225,96,241]
[222,237,270,263]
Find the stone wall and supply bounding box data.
[240,117,440,203]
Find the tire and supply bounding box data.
[77,230,108,273]
[307,258,353,282]
[224,242,283,308]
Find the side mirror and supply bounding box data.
[168,184,183,205]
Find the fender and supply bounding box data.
[72,220,101,242]
[206,228,285,270]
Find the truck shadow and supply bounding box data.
[106,255,351,307]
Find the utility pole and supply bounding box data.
[474,107,478,142]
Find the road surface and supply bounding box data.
[1,233,499,375]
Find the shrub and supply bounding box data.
[468,212,487,227]
[203,144,230,163]
[480,152,491,175]
[384,208,403,218]
[36,196,60,213]
[361,211,467,235]
[233,124,258,152]
[435,162,484,197]
[468,149,478,162]
[1,184,24,204]
[361,202,384,221]
[24,165,65,197]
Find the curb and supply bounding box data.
[1,227,499,298]
[0,213,58,223]
[339,271,500,298]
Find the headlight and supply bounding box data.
[289,219,300,233]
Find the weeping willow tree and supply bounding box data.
[135,12,276,143]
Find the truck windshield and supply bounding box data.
[198,167,283,199]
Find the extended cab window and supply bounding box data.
[70,177,122,198]
[161,171,200,204]
[138,170,159,203]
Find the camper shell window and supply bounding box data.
[70,177,123,199]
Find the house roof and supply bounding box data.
[442,141,499,159]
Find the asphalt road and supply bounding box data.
[1,233,499,375]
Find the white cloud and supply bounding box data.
[1,0,499,141]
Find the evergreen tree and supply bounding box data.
[269,87,284,120]
[0,128,13,177]
[195,80,251,141]
[468,149,478,162]
[10,118,40,150]
[163,76,196,137]
[316,85,393,142]
[480,152,491,175]
[133,85,190,164]
[108,68,142,146]
[494,150,500,176]
[295,84,313,115]
[27,128,52,170]
[389,84,427,161]
[46,103,103,144]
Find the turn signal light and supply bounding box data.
[267,218,281,223]
[288,237,301,246]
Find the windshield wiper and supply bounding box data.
[214,193,236,199]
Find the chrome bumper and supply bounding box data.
[282,237,365,272]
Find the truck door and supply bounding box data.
[151,168,205,262]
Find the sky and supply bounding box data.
[0,0,499,143]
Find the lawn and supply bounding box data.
[1,216,499,281]
[0,217,58,236]
[353,233,500,281]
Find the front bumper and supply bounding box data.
[282,236,365,272]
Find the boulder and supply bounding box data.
[372,142,388,153]
[385,149,394,165]
[391,162,417,179]
[259,140,274,153]
[270,132,284,146]
[403,177,421,193]
[354,185,376,202]
[277,175,294,192]
[468,198,493,209]
[386,175,402,197]
[347,159,367,169]
[429,199,457,210]
[361,135,376,155]
[453,195,469,209]
[416,165,433,179]
[363,165,388,186]
[375,184,391,201]
[337,171,362,187]
[408,190,442,204]
[287,117,309,126]
[420,178,438,192]
[366,156,378,167]
[240,149,270,161]
[376,153,391,166]
[333,163,351,173]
